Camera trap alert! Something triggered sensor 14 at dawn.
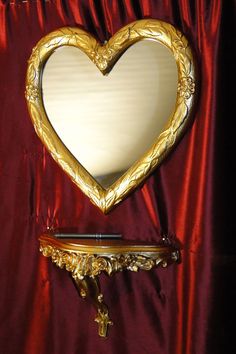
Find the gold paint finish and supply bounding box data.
[39,234,179,336]
[74,276,113,337]
[26,19,196,214]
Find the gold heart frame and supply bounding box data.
[25,19,196,214]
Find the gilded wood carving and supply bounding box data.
[39,234,179,336]
[25,19,196,213]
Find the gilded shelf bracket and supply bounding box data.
[39,234,179,337]
[73,275,113,337]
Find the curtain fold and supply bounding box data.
[0,1,234,353]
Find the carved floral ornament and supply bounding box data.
[25,19,196,213]
[38,234,180,337]
[39,243,179,279]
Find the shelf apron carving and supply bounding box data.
[39,234,179,337]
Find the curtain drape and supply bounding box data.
[0,1,234,353]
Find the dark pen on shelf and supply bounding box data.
[55,233,122,239]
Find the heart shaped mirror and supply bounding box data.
[42,41,178,188]
[26,19,196,213]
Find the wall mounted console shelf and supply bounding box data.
[39,234,179,337]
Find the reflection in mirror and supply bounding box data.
[42,40,178,188]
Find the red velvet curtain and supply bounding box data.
[0,1,234,353]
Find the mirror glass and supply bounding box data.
[42,40,178,188]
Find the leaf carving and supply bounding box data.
[25,19,196,213]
